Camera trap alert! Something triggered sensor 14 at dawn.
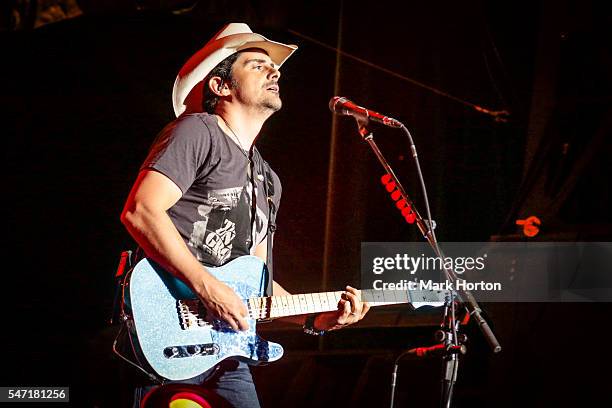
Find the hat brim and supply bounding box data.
[172,33,297,117]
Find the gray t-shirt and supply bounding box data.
[142,113,281,267]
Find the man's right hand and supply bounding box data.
[197,279,250,332]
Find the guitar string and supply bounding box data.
[190,291,405,319]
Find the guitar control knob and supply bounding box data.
[164,347,180,359]
[187,345,201,355]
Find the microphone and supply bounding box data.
[329,96,403,128]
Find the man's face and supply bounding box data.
[229,49,282,113]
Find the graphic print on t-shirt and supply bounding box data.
[188,186,244,265]
[204,218,236,262]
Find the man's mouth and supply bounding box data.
[266,84,279,93]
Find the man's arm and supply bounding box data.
[120,169,250,331]
[253,240,370,331]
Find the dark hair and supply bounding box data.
[202,53,240,114]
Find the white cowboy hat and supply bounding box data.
[172,22,298,117]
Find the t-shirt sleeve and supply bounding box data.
[141,115,213,193]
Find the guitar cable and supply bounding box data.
[112,322,164,384]
[113,266,165,384]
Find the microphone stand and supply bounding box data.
[351,119,501,407]
[389,293,467,408]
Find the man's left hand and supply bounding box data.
[313,286,370,331]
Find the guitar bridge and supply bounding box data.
[177,299,210,329]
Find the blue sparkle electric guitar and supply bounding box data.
[123,255,446,380]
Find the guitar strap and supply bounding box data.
[252,148,277,297]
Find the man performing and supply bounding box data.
[120,23,370,407]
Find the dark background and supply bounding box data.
[1,0,611,406]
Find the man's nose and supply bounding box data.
[268,65,281,80]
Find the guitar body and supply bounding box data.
[123,255,283,381]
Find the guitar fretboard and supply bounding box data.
[246,289,443,320]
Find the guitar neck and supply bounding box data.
[247,289,411,320]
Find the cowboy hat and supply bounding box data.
[172,22,298,117]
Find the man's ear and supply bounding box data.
[208,77,230,96]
